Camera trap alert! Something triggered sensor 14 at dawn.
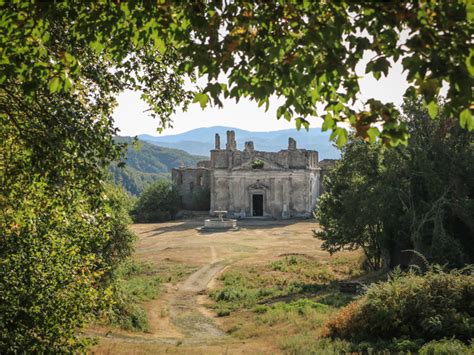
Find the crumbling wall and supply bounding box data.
[172,167,210,210]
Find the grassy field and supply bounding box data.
[205,253,363,352]
[90,219,473,354]
[103,259,199,332]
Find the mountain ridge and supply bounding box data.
[110,137,206,195]
[138,126,340,159]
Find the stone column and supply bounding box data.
[244,141,254,152]
[288,137,297,150]
[226,130,236,151]
[215,133,221,150]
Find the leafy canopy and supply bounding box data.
[1,1,473,146]
[315,98,474,269]
[131,180,180,223]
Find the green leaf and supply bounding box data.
[154,37,166,54]
[367,127,380,142]
[90,41,104,55]
[427,101,438,119]
[295,118,302,130]
[48,77,61,93]
[193,93,209,109]
[322,114,334,132]
[366,57,390,79]
[336,128,348,147]
[466,49,474,76]
[460,108,473,131]
[277,106,286,119]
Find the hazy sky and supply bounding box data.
[113,59,409,137]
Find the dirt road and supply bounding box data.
[91,218,324,354]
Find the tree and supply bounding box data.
[315,98,474,269]
[400,99,474,266]
[1,1,472,146]
[314,139,406,270]
[131,180,180,223]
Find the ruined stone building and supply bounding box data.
[172,130,334,219]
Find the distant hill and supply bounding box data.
[139,126,340,159]
[110,137,207,195]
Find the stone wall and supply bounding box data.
[210,169,319,219]
[210,148,318,170]
[172,130,332,218]
[171,167,211,210]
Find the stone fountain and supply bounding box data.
[200,210,238,230]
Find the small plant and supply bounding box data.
[251,159,264,169]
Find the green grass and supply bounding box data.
[280,336,474,355]
[105,259,197,332]
[209,255,360,316]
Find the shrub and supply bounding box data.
[251,159,264,169]
[323,269,474,344]
[0,181,108,352]
[102,183,136,270]
[280,336,352,355]
[418,339,474,354]
[131,180,180,222]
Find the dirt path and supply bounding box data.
[91,218,323,354]
[169,262,229,343]
[88,244,229,347]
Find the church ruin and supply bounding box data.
[172,130,334,219]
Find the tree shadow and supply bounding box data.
[138,217,317,238]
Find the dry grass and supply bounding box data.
[92,219,366,354]
[206,252,364,350]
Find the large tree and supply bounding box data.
[315,98,474,269]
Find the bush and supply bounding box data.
[419,339,474,354]
[280,336,352,355]
[323,269,474,344]
[131,180,180,222]
[0,181,109,352]
[102,184,136,270]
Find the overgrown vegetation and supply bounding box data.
[131,180,180,223]
[103,259,197,332]
[329,268,474,341]
[323,267,474,352]
[251,159,264,169]
[209,251,474,353]
[2,1,472,351]
[315,99,474,270]
[208,254,361,345]
[210,255,360,317]
[105,260,162,332]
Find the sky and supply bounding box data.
[113,59,409,137]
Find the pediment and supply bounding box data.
[247,181,269,190]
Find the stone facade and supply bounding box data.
[171,167,210,210]
[172,130,332,219]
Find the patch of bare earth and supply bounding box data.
[90,218,344,354]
